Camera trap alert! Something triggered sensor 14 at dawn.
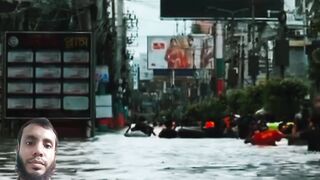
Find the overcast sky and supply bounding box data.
[124,0,296,58]
[124,0,192,57]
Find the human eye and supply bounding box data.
[25,140,33,145]
[44,143,53,149]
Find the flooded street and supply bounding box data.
[1,133,320,180]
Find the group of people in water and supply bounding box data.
[126,94,320,152]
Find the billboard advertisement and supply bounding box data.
[147,35,214,69]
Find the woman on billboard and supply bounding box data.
[165,36,190,69]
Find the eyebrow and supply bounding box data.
[24,135,37,141]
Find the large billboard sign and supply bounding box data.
[161,0,284,20]
[147,35,214,69]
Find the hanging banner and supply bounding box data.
[139,53,154,80]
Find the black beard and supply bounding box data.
[16,153,56,180]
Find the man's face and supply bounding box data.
[17,124,56,178]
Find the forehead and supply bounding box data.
[22,124,56,143]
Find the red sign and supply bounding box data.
[152,42,166,50]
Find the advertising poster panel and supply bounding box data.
[147,35,214,69]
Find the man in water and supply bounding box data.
[130,116,155,136]
[293,94,320,151]
[159,120,177,138]
[16,118,58,180]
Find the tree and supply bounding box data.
[296,0,320,37]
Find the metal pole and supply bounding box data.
[265,44,269,80]
[115,0,124,82]
[240,43,245,88]
[111,0,116,29]
[303,0,307,42]
[172,69,175,87]
[251,0,255,49]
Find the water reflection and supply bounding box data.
[0,138,16,179]
[1,133,320,180]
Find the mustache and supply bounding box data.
[27,157,47,166]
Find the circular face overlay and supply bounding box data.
[8,36,19,47]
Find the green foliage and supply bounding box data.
[185,97,227,123]
[184,79,308,124]
[178,78,308,124]
[263,79,308,121]
[226,83,264,115]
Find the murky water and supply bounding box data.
[1,132,320,180]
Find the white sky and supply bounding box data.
[124,0,297,58]
[124,0,192,58]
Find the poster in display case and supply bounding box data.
[8,51,33,63]
[63,83,89,94]
[36,83,61,94]
[7,67,33,78]
[8,83,33,94]
[64,51,89,63]
[7,98,33,109]
[36,67,61,78]
[36,51,61,63]
[63,67,89,78]
[63,96,89,110]
[36,98,60,109]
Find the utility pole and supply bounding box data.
[251,0,255,50]
[265,43,270,80]
[115,0,124,83]
[112,0,125,120]
[240,43,245,88]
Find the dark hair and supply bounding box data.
[164,120,173,128]
[17,117,58,150]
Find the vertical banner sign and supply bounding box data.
[215,22,225,96]
[132,64,139,90]
[4,32,93,120]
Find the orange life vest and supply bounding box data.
[251,130,284,145]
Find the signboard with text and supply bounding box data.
[3,32,94,120]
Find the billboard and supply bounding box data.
[160,0,283,20]
[147,35,214,69]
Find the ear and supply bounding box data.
[16,144,19,153]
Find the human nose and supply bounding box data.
[32,143,44,157]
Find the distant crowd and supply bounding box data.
[125,94,320,152]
